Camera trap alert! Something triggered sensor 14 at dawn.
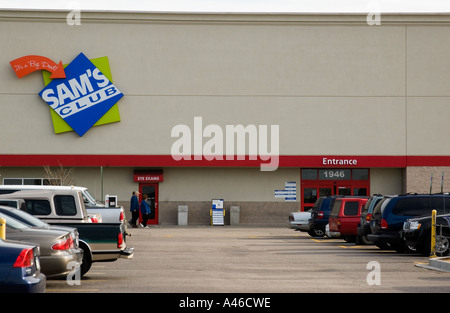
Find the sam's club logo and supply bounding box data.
[10,52,123,136]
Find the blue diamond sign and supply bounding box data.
[39,52,123,136]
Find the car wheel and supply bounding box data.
[436,235,450,256]
[421,233,450,256]
[308,228,325,237]
[79,242,92,277]
[356,235,373,245]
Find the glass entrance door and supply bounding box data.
[301,168,370,211]
[139,183,159,225]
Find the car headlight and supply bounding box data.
[407,221,421,230]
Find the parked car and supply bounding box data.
[0,190,134,276]
[0,190,102,223]
[369,194,450,252]
[288,210,312,233]
[309,196,341,237]
[403,212,450,256]
[0,212,83,278]
[328,197,369,242]
[0,238,46,293]
[0,185,124,223]
[356,195,384,244]
[0,205,79,247]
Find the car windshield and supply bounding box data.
[0,212,30,230]
[0,208,48,228]
[311,198,322,211]
[83,189,99,204]
[372,197,392,218]
[362,198,373,213]
[369,197,383,213]
[330,200,342,216]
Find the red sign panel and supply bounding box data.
[134,170,163,182]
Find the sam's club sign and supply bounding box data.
[39,53,123,136]
[10,52,123,137]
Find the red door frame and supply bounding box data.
[138,183,159,225]
[301,170,370,211]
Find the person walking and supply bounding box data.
[129,191,140,228]
[140,193,151,228]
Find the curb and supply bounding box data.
[416,257,450,273]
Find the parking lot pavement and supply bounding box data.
[45,226,450,293]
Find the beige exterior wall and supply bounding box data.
[1,11,450,224]
[0,11,414,157]
[370,168,404,195]
[406,167,450,194]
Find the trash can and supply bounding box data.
[178,205,188,226]
[230,206,240,226]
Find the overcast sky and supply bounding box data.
[1,0,450,13]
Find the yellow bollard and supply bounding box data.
[430,210,437,258]
[0,218,5,240]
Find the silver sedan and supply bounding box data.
[0,212,83,279]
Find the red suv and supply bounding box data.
[328,197,368,242]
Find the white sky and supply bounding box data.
[1,0,450,13]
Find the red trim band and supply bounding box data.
[0,154,440,167]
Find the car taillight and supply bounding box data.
[317,211,324,219]
[366,213,372,221]
[119,211,124,222]
[381,218,388,230]
[90,217,99,223]
[14,248,34,268]
[118,233,124,248]
[52,236,74,251]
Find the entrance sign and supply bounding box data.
[211,199,224,226]
[39,52,123,136]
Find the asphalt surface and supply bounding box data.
[46,226,450,293]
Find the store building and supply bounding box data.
[1,10,450,225]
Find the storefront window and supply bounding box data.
[352,169,369,180]
[3,178,61,185]
[303,188,317,204]
[319,169,351,180]
[301,169,317,180]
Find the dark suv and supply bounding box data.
[403,212,450,256]
[357,195,384,244]
[309,196,339,237]
[368,194,450,252]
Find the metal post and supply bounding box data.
[0,218,5,240]
[100,166,104,201]
[431,209,437,258]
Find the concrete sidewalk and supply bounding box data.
[416,257,450,272]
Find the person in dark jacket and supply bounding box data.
[140,193,151,228]
[129,191,140,228]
